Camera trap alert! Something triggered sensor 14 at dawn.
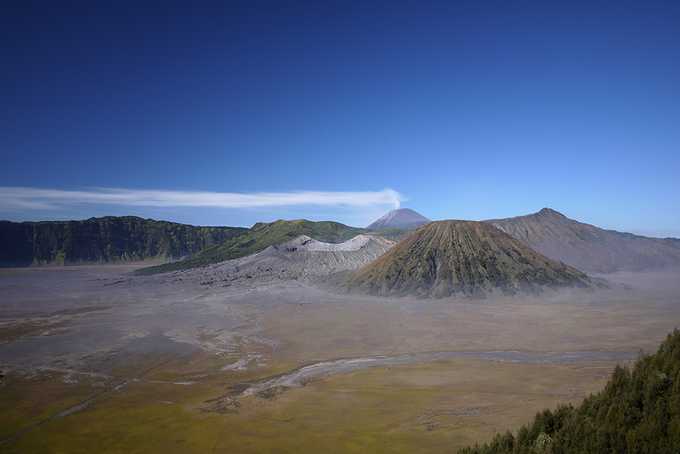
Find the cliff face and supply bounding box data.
[0,217,247,267]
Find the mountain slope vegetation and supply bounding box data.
[0,217,246,267]
[138,219,364,274]
[346,220,593,298]
[487,208,680,273]
[459,329,680,454]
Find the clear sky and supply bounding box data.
[2,1,679,235]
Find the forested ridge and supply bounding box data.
[459,329,680,454]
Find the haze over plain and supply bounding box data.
[2,1,680,453]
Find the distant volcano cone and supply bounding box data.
[367,208,430,230]
[347,220,593,298]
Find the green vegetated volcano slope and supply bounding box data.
[0,217,246,267]
[346,220,593,298]
[138,219,365,274]
[459,329,680,454]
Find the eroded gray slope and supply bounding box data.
[487,208,680,273]
[183,234,395,284]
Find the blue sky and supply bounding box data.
[2,1,680,235]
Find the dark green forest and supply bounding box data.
[459,329,680,454]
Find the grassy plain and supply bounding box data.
[1,266,678,453]
[2,358,614,454]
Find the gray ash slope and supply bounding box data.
[367,208,430,230]
[487,208,680,273]
[346,220,595,298]
[177,234,394,284]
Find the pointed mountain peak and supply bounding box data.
[537,207,565,217]
[367,208,430,230]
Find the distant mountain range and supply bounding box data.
[345,220,593,298]
[3,207,679,293]
[0,217,246,267]
[367,208,430,230]
[487,208,680,273]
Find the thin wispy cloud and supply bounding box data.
[0,187,402,211]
